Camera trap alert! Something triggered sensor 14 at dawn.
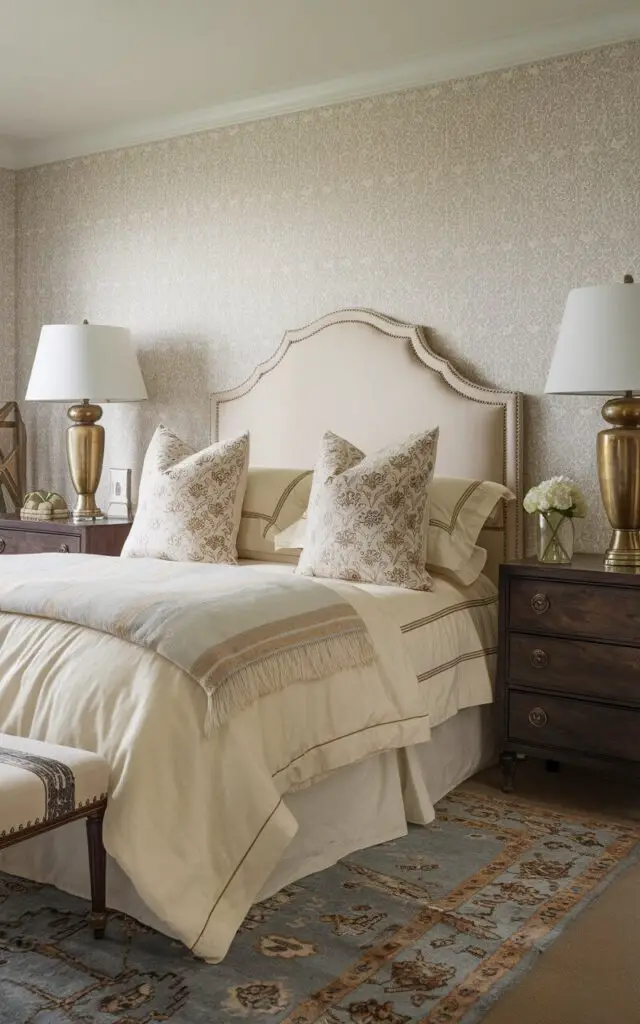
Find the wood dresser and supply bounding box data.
[0,515,132,557]
[497,554,640,791]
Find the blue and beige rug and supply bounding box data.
[0,786,638,1023]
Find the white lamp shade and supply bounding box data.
[25,324,148,403]
[545,282,640,395]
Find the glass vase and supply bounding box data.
[536,510,574,564]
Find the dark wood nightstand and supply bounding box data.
[497,554,640,792]
[0,514,132,557]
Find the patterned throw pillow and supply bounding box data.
[278,474,514,586]
[121,425,249,563]
[296,428,439,590]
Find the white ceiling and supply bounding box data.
[1,0,639,168]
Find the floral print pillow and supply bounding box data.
[121,425,249,563]
[296,428,439,590]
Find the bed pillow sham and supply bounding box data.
[427,477,515,584]
[236,467,313,562]
[296,428,439,590]
[121,425,249,563]
[273,514,307,552]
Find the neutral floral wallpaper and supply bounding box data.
[13,41,640,551]
[0,168,15,401]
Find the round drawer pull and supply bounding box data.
[531,592,550,615]
[59,543,70,553]
[530,648,548,669]
[0,538,5,553]
[528,706,548,728]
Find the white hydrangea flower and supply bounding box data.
[523,476,587,518]
[523,486,539,514]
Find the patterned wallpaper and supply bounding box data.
[14,41,640,552]
[0,168,15,401]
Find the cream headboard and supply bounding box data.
[212,308,523,575]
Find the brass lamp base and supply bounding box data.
[602,530,640,568]
[66,401,105,521]
[597,393,640,570]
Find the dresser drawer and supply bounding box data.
[508,577,640,643]
[508,690,640,761]
[0,529,81,555]
[508,632,640,704]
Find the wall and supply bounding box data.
[15,41,640,551]
[0,168,15,401]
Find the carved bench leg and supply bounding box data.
[86,807,107,938]
[500,751,518,794]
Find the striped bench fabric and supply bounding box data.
[0,733,109,938]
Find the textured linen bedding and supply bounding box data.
[357,571,497,725]
[244,561,498,728]
[235,562,498,885]
[245,565,498,894]
[0,556,377,733]
[0,554,430,962]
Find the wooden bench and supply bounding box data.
[0,733,109,937]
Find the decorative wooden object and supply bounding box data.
[497,554,640,791]
[0,402,26,514]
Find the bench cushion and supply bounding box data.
[0,734,109,841]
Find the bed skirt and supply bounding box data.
[0,704,496,940]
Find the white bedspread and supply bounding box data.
[0,555,378,732]
[358,572,497,724]
[0,554,430,962]
[243,562,498,725]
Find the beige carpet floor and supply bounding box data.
[469,760,640,1024]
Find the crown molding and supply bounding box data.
[7,9,640,170]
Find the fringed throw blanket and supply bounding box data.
[0,555,375,732]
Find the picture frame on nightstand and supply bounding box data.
[106,468,132,519]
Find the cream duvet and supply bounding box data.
[0,554,430,962]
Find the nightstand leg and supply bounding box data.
[500,751,518,793]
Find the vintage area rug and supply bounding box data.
[0,787,638,1023]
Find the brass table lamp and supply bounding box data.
[545,276,640,569]
[25,322,147,520]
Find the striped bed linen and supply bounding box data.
[242,562,498,726]
[0,558,377,734]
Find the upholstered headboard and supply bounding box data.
[212,308,523,577]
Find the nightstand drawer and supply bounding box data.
[508,633,640,704]
[508,690,640,762]
[508,577,640,643]
[0,529,81,555]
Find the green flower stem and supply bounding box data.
[539,510,571,562]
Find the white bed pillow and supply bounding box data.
[274,515,307,552]
[296,428,439,590]
[237,467,312,562]
[121,425,249,563]
[427,477,515,584]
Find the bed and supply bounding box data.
[212,306,522,893]
[0,307,522,961]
